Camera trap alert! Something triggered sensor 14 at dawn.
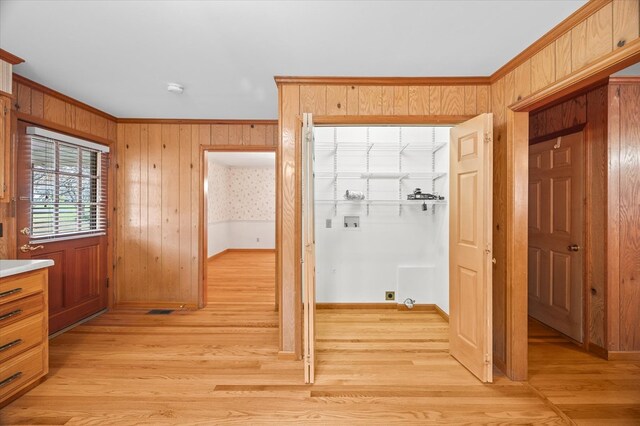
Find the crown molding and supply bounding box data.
[0,49,25,65]
[274,76,490,86]
[116,118,278,125]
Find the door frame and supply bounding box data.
[504,41,640,380]
[198,144,279,309]
[300,115,473,379]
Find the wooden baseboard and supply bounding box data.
[316,302,448,319]
[227,248,276,253]
[277,351,299,361]
[397,304,436,311]
[607,351,640,361]
[113,302,198,310]
[208,248,275,261]
[435,305,449,322]
[587,342,608,359]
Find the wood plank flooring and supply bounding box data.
[1,252,638,424]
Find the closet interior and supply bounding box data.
[313,126,451,312]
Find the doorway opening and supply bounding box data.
[202,150,277,309]
[526,64,640,380]
[302,114,494,384]
[528,130,584,344]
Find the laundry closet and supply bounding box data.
[312,126,451,312]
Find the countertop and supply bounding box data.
[0,259,55,278]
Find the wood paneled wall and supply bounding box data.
[489,0,640,373]
[608,80,640,354]
[0,75,118,262]
[114,121,277,307]
[13,75,117,142]
[277,80,491,357]
[0,59,12,94]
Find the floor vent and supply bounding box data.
[147,309,174,315]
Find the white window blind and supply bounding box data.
[27,128,109,241]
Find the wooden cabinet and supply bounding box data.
[0,268,49,407]
[0,94,10,201]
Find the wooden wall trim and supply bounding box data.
[13,74,117,121]
[490,0,612,82]
[608,76,640,84]
[0,49,25,65]
[505,110,529,381]
[274,76,491,86]
[117,118,278,125]
[198,144,276,152]
[313,115,473,125]
[511,37,640,112]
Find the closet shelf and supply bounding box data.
[315,171,446,180]
[315,199,447,206]
[315,141,447,153]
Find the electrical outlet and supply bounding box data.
[326,219,332,228]
[385,291,395,301]
[256,237,260,242]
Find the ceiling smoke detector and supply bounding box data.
[167,83,184,94]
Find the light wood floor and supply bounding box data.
[207,250,276,306]
[1,251,638,424]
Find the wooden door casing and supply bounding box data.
[16,121,108,334]
[449,113,493,383]
[528,132,584,342]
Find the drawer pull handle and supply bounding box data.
[0,309,23,322]
[0,339,23,352]
[0,371,23,388]
[0,288,23,298]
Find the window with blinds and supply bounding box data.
[28,130,109,241]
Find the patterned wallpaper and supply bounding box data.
[208,162,275,222]
[208,162,230,222]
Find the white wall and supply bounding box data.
[207,156,275,257]
[314,126,450,312]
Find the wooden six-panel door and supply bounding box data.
[528,132,583,342]
[449,113,493,383]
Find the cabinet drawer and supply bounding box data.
[0,293,44,327]
[0,345,45,402]
[0,312,44,363]
[0,271,45,305]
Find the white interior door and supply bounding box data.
[449,113,494,383]
[528,132,584,342]
[302,113,316,383]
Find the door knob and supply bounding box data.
[19,227,30,235]
[567,244,580,252]
[19,244,44,253]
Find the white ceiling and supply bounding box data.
[1,0,587,119]
[208,152,275,168]
[614,63,640,75]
